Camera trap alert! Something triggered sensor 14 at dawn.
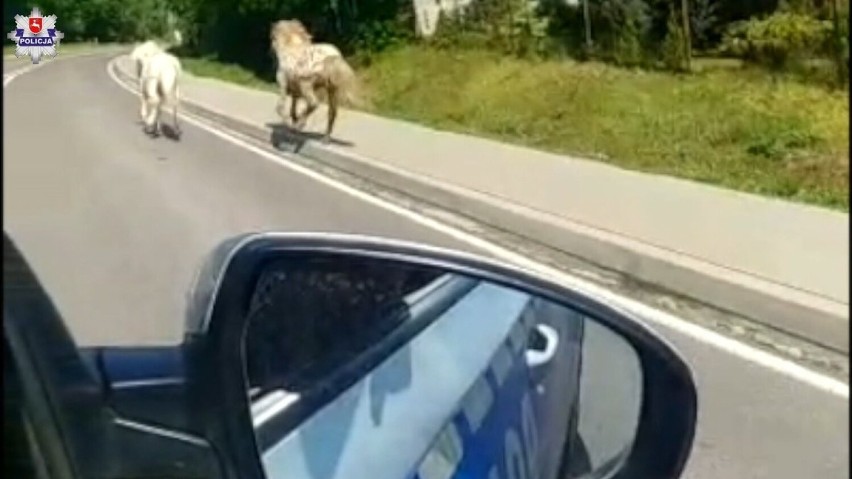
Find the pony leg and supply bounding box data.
[139,93,148,125]
[170,84,182,138]
[144,94,161,136]
[138,77,149,123]
[153,101,163,136]
[289,94,301,126]
[154,86,163,135]
[323,88,338,143]
[143,101,158,135]
[275,92,289,123]
[141,76,161,136]
[274,71,291,124]
[294,81,319,131]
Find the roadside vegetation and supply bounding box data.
[8,0,849,209]
[362,46,849,208]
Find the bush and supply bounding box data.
[828,1,849,84]
[430,9,491,52]
[594,0,654,66]
[719,12,832,70]
[507,4,552,58]
[350,19,412,63]
[431,0,552,59]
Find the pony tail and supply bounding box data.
[324,56,362,107]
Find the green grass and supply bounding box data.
[182,47,849,210]
[181,57,278,93]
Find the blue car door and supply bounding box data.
[409,293,584,479]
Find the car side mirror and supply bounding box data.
[184,233,697,479]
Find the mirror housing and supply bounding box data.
[184,232,698,479]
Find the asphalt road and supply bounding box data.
[4,54,848,479]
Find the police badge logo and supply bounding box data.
[7,7,64,64]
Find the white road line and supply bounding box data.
[30,56,852,398]
[4,50,116,86]
[100,56,851,399]
[3,63,42,86]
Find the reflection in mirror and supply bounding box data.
[572,320,643,479]
[240,253,643,479]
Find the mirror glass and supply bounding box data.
[241,253,643,479]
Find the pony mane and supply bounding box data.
[132,40,163,57]
[271,19,313,49]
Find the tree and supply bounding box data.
[690,0,719,49]
[595,0,654,65]
[680,0,692,69]
[829,0,848,85]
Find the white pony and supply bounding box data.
[131,41,183,138]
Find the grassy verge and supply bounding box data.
[4,41,124,56]
[182,47,849,210]
[181,57,278,93]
